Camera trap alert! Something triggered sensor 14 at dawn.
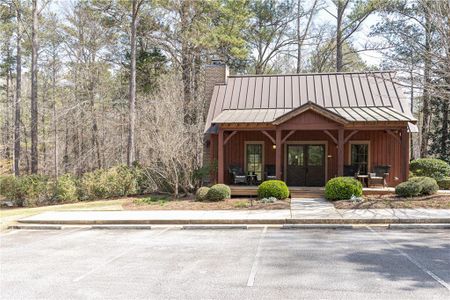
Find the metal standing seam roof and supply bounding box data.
[205,71,417,132]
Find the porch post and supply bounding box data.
[218,127,224,183]
[337,128,344,176]
[401,128,410,181]
[276,128,282,179]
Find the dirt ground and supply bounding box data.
[122,195,290,210]
[333,194,450,209]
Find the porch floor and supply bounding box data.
[230,185,395,197]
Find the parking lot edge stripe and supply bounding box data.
[366,226,450,292]
[247,226,267,287]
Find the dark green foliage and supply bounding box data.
[408,176,439,195]
[195,186,210,201]
[409,158,450,181]
[325,177,363,201]
[437,177,450,190]
[0,175,51,206]
[0,175,21,201]
[206,184,231,201]
[53,174,79,203]
[80,165,139,200]
[395,181,421,197]
[257,180,289,200]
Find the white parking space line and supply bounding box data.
[247,226,267,287]
[367,226,450,292]
[73,227,171,282]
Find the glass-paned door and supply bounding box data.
[286,144,325,186]
[351,144,369,174]
[246,143,263,180]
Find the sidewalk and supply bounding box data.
[16,198,450,225]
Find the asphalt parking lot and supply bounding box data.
[1,227,449,300]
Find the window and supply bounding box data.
[350,143,369,174]
[246,143,263,179]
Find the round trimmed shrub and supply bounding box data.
[195,186,210,201]
[325,177,362,200]
[409,176,439,195]
[206,184,231,201]
[257,180,289,200]
[395,181,421,197]
[437,177,450,190]
[410,158,450,181]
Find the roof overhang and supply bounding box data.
[272,102,349,125]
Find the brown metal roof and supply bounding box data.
[205,71,417,132]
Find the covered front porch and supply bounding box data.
[210,121,410,189]
[229,185,395,197]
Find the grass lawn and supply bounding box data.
[0,198,128,230]
[333,194,450,209]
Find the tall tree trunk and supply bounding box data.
[30,0,39,173]
[127,0,138,166]
[52,54,58,177]
[14,5,21,176]
[336,0,344,72]
[4,56,11,159]
[180,0,193,122]
[296,0,302,73]
[420,4,432,158]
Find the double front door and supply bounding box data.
[286,144,325,186]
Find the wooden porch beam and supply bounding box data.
[323,130,338,144]
[344,130,359,144]
[401,128,410,181]
[223,130,237,145]
[385,129,401,144]
[276,129,282,179]
[218,127,224,183]
[281,130,296,144]
[338,129,344,176]
[261,130,276,144]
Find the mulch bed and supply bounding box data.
[122,196,290,210]
[333,194,450,209]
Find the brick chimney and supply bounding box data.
[204,59,229,118]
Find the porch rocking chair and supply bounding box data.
[264,165,277,181]
[368,165,391,188]
[229,165,247,185]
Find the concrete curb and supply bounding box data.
[182,225,248,230]
[17,218,450,225]
[388,223,450,230]
[91,225,153,230]
[282,224,356,229]
[8,224,63,230]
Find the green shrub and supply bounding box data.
[17,175,51,207]
[195,187,210,201]
[408,176,439,195]
[395,181,421,197]
[410,158,450,181]
[257,180,289,200]
[80,166,139,200]
[325,177,362,200]
[437,177,450,190]
[206,184,231,201]
[53,174,79,203]
[0,175,20,200]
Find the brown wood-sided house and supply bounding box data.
[204,60,417,189]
